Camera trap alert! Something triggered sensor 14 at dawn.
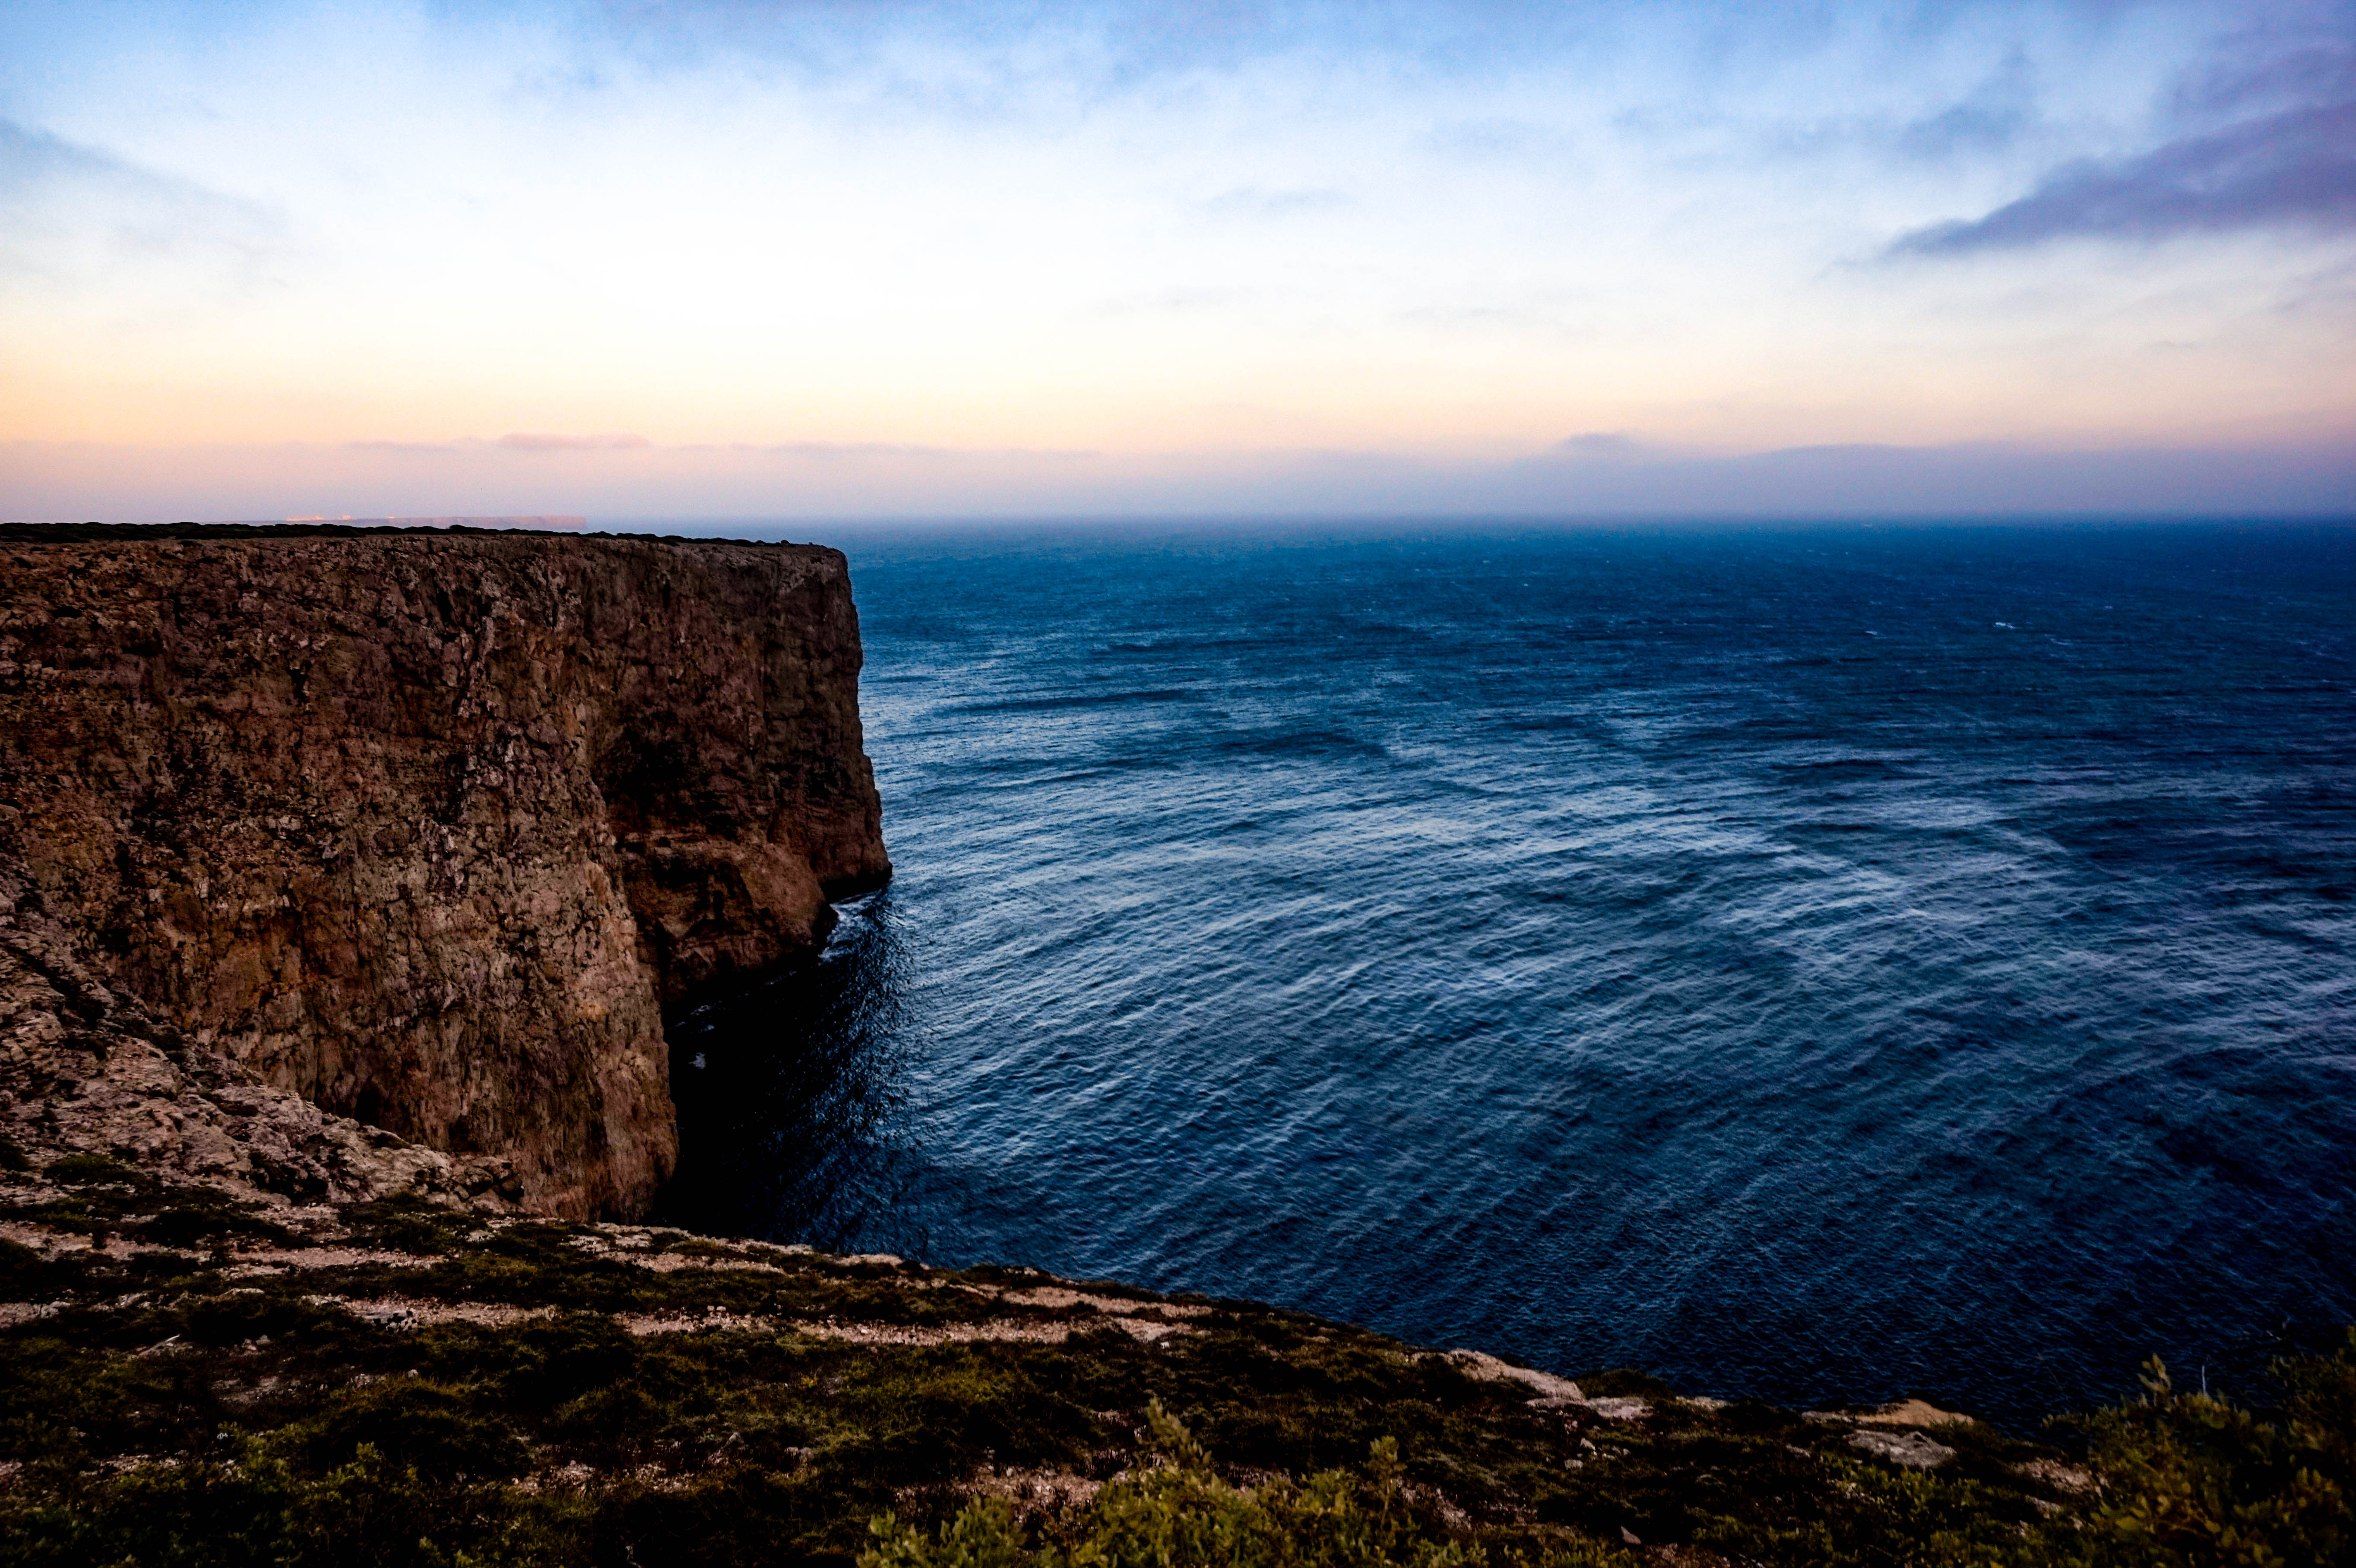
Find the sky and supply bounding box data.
[3,0,2353,520]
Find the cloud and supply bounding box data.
[0,118,280,285]
[2170,37,2355,121]
[1553,432,1648,461]
[11,435,2351,523]
[573,0,1528,89]
[1092,284,1266,317]
[0,118,153,199]
[1493,436,2356,517]
[6,1,2347,467]
[1198,187,1352,218]
[1890,97,2356,256]
[713,440,961,458]
[1891,50,2035,163]
[495,432,652,451]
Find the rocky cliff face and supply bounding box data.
[0,526,888,1218]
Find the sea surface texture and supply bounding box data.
[663,522,2356,1428]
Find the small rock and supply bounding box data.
[1444,1348,1582,1401]
[1858,1398,1973,1429]
[1849,1429,1956,1470]
[1583,1397,1650,1421]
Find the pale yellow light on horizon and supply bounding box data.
[4,1,2350,487]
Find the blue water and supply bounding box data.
[662,520,2356,1430]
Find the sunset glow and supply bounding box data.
[4,0,2351,517]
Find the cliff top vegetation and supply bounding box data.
[2,1157,2348,1568]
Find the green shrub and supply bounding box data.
[0,1439,590,1568]
[7,1198,2353,1568]
[2060,1340,2356,1567]
[176,1289,356,1348]
[487,1312,644,1413]
[293,1380,533,1485]
[43,1153,139,1186]
[0,1237,48,1294]
[0,1439,301,1568]
[133,1199,294,1249]
[1692,1456,2035,1568]
[340,1195,464,1255]
[0,1338,171,1471]
[860,1397,1615,1568]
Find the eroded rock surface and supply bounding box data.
[0,526,888,1217]
[0,867,508,1208]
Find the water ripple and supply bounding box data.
[665,522,2356,1430]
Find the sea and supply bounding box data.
[655,519,2356,1432]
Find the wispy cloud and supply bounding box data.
[1092,284,1266,317]
[1890,97,2356,256]
[1552,432,1649,461]
[1198,186,1352,218]
[2170,37,2354,121]
[1890,51,2035,164]
[3,0,2349,486]
[0,118,281,286]
[496,432,652,451]
[9,433,2352,522]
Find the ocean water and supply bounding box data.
[661,520,2356,1429]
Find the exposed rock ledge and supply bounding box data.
[0,525,889,1218]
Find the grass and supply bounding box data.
[0,1180,2346,1567]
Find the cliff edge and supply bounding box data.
[0,526,889,1218]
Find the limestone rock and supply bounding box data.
[1849,1429,1957,1469]
[1444,1347,1582,1399]
[1857,1398,1974,1428]
[0,878,505,1207]
[0,527,889,1217]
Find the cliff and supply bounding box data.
[0,525,889,1218]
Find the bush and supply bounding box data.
[0,1440,301,1568]
[0,1439,589,1568]
[294,1380,533,1485]
[2061,1338,2356,1567]
[43,1153,140,1186]
[0,1237,48,1294]
[176,1290,356,1348]
[0,1338,171,1472]
[861,1397,1624,1568]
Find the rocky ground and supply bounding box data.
[1,877,519,1212]
[0,1150,2112,1568]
